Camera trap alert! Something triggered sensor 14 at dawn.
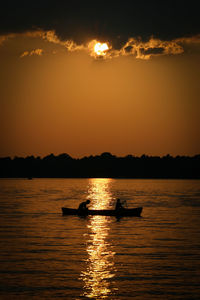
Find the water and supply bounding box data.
[0,178,200,299]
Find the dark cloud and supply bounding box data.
[140,47,165,55]
[124,46,133,53]
[0,1,200,48]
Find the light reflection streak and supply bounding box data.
[80,178,117,299]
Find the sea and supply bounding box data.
[0,178,200,300]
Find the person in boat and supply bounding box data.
[78,200,90,213]
[115,198,124,211]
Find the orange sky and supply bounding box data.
[0,32,200,157]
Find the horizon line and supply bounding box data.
[1,152,200,160]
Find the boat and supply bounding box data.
[61,207,143,217]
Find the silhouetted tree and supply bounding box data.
[0,153,199,179]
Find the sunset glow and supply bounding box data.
[0,3,199,158]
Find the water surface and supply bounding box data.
[0,178,200,299]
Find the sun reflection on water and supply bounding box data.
[80,178,117,299]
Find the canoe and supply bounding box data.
[61,207,142,217]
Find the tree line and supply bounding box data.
[0,152,200,179]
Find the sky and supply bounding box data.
[0,1,200,158]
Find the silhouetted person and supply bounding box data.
[78,200,90,214]
[115,198,124,211]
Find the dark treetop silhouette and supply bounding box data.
[0,152,200,179]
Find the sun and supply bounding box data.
[94,42,109,56]
[88,40,110,58]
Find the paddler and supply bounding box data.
[115,198,124,211]
[78,199,90,213]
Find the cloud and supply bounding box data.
[140,47,165,55]
[119,37,186,59]
[175,34,200,53]
[20,48,43,58]
[43,30,85,52]
[0,30,44,45]
[0,2,200,48]
[1,29,200,60]
[0,1,200,61]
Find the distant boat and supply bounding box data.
[61,207,143,217]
